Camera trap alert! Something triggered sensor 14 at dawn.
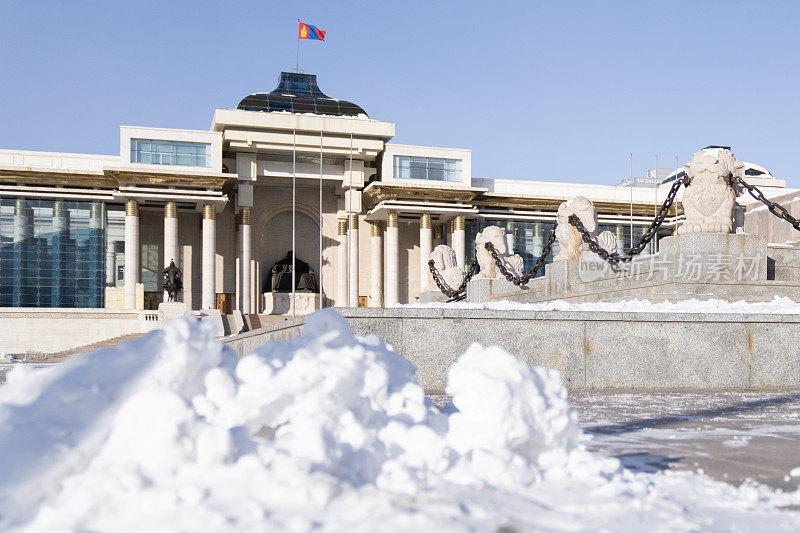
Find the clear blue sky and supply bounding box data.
[2,1,798,186]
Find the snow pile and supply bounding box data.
[0,310,799,531]
[405,295,800,314]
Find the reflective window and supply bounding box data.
[131,139,210,167]
[393,156,462,182]
[0,198,106,308]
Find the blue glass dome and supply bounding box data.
[237,72,368,117]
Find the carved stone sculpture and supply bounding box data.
[162,259,183,302]
[269,251,318,293]
[429,245,466,291]
[554,196,617,261]
[679,148,744,234]
[475,225,524,279]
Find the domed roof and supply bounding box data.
[237,72,368,118]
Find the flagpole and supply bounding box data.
[319,129,324,310]
[292,127,296,318]
[296,19,300,70]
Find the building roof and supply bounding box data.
[236,72,368,118]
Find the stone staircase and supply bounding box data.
[41,333,147,362]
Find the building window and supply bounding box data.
[0,198,106,308]
[393,156,461,182]
[117,265,124,281]
[131,139,211,167]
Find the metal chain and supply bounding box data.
[430,178,684,292]
[733,175,800,231]
[428,258,478,302]
[484,228,557,286]
[568,178,684,264]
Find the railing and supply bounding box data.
[140,311,161,322]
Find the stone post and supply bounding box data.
[201,203,216,310]
[385,212,399,306]
[124,199,139,309]
[370,221,383,307]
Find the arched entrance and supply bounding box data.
[258,209,321,294]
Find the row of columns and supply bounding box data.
[123,199,218,310]
[334,212,466,308]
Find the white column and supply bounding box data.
[385,212,399,306]
[348,213,359,307]
[201,203,216,310]
[240,208,252,314]
[336,218,348,306]
[531,222,544,258]
[124,199,139,309]
[453,215,466,269]
[370,221,383,307]
[419,213,432,294]
[163,202,179,301]
[106,240,116,286]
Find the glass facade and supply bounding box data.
[131,138,211,167]
[0,198,106,308]
[394,156,462,182]
[464,219,661,278]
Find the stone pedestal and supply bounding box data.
[263,292,320,316]
[418,290,450,304]
[466,233,800,305]
[466,277,529,303]
[158,301,188,321]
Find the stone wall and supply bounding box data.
[224,308,800,393]
[0,309,161,355]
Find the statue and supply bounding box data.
[429,245,466,292]
[554,196,617,261]
[269,251,318,293]
[162,259,183,302]
[679,148,744,234]
[474,225,524,279]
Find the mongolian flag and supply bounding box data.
[298,22,325,41]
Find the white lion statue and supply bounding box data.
[429,245,466,292]
[554,196,617,261]
[679,148,744,234]
[474,225,524,279]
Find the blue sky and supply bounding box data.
[1,1,798,186]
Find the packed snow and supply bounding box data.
[1,310,800,531]
[403,295,800,314]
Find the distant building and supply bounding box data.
[0,72,794,315]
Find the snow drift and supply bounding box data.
[0,309,799,531]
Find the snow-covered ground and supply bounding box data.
[402,295,800,314]
[2,310,800,531]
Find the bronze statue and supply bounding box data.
[269,251,318,293]
[162,259,183,302]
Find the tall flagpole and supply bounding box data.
[296,19,300,70]
[629,153,633,247]
[346,133,353,304]
[292,127,296,318]
[319,129,324,309]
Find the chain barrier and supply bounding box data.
[733,176,800,232]
[428,258,478,302]
[485,229,557,286]
[568,177,684,265]
[430,177,685,295]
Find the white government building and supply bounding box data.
[0,72,794,327]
